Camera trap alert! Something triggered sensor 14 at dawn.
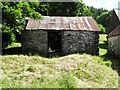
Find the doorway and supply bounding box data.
[48,30,61,54]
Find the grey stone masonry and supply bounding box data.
[108,35,120,59]
[61,31,99,55]
[21,30,48,54]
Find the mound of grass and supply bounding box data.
[1,54,118,88]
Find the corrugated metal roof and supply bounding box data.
[108,25,120,37]
[114,9,120,21]
[26,16,100,31]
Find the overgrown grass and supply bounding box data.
[1,54,118,88]
[1,34,119,88]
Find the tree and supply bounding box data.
[89,6,108,21]
[97,11,112,28]
[76,2,90,16]
[48,1,90,16]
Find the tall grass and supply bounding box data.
[1,54,118,88]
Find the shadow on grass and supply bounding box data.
[2,47,48,58]
[2,47,64,58]
[101,53,120,76]
[99,41,108,49]
[99,43,108,49]
[2,47,22,55]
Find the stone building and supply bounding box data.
[108,25,120,59]
[21,16,100,56]
[107,9,120,59]
[107,9,120,34]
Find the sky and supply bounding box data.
[83,0,120,10]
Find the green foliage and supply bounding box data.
[7,43,21,49]
[98,24,106,33]
[89,6,108,21]
[29,2,48,15]
[59,74,77,88]
[88,6,112,34]
[76,2,90,16]
[97,11,112,28]
[48,2,90,16]
[26,65,36,72]
[2,32,12,49]
[2,25,16,49]
[99,34,107,56]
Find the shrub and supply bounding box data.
[98,24,106,33]
[2,25,16,49]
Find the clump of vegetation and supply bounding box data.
[98,24,106,33]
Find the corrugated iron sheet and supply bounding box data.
[108,25,120,37]
[26,16,100,31]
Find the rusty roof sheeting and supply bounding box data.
[108,25,120,37]
[26,16,100,31]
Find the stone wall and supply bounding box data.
[108,35,120,59]
[21,30,99,56]
[21,30,48,55]
[61,31,99,55]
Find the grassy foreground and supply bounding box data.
[1,34,119,88]
[1,54,118,88]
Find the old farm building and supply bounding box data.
[22,16,100,56]
[108,25,120,59]
[107,9,120,59]
[107,9,120,34]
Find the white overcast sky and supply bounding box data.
[83,0,120,10]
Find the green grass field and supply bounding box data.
[1,34,119,88]
[99,34,107,56]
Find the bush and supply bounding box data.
[2,30,16,49]
[98,24,106,33]
[2,32,12,49]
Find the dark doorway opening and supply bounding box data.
[48,31,61,54]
